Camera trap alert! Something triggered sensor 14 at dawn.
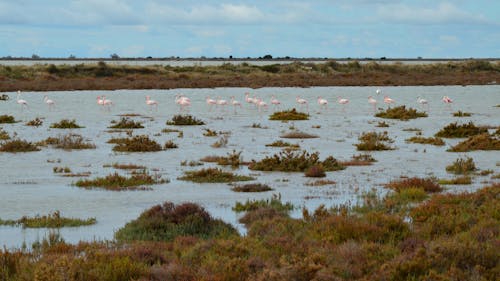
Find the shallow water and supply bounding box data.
[0,85,499,248]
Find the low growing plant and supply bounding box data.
[0,128,10,140]
[438,176,472,185]
[435,121,487,138]
[166,114,205,125]
[385,177,442,193]
[453,111,472,117]
[25,118,43,127]
[40,134,96,150]
[231,183,273,192]
[0,139,40,152]
[446,157,477,174]
[280,131,318,139]
[50,119,84,129]
[447,134,500,152]
[0,115,16,124]
[405,136,445,146]
[340,153,377,166]
[109,117,144,129]
[178,168,254,183]
[355,131,395,151]
[269,108,309,120]
[249,150,344,172]
[304,165,326,177]
[74,172,167,190]
[233,194,294,212]
[375,106,427,120]
[110,135,163,152]
[0,211,96,228]
[265,140,300,148]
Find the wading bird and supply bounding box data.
[337,96,349,112]
[230,96,242,113]
[368,96,377,111]
[270,95,281,109]
[16,91,28,110]
[44,95,55,110]
[417,96,429,111]
[383,96,395,108]
[296,96,308,111]
[145,95,158,111]
[317,96,328,110]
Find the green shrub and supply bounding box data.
[249,150,344,172]
[74,172,167,190]
[109,117,144,129]
[269,108,309,120]
[0,211,96,228]
[438,176,472,185]
[178,168,254,183]
[50,119,84,129]
[231,183,273,192]
[233,194,294,213]
[375,106,427,120]
[435,121,487,138]
[166,115,205,125]
[446,157,477,174]
[447,134,500,152]
[40,134,96,150]
[110,135,163,152]
[356,131,394,151]
[385,177,442,193]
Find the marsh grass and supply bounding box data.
[280,131,318,139]
[0,128,10,140]
[211,135,228,148]
[376,121,390,127]
[25,118,43,127]
[178,168,254,183]
[265,140,300,148]
[115,202,237,242]
[304,165,326,177]
[161,128,182,133]
[109,117,144,129]
[269,108,309,120]
[214,150,247,167]
[109,163,146,170]
[0,115,16,124]
[110,135,163,152]
[0,139,40,152]
[231,183,273,192]
[405,136,445,146]
[385,177,442,193]
[375,106,427,120]
[447,133,500,152]
[74,171,167,190]
[340,153,377,166]
[166,115,205,125]
[453,111,472,117]
[164,140,178,149]
[356,131,395,151]
[0,211,96,228]
[435,121,487,138]
[40,134,96,150]
[249,150,344,172]
[233,194,294,212]
[53,166,71,173]
[304,179,337,186]
[203,128,218,137]
[180,160,203,166]
[50,119,84,129]
[438,176,472,185]
[446,157,477,174]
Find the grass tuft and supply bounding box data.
[50,119,84,129]
[375,106,427,120]
[0,115,16,124]
[231,183,273,192]
[178,168,254,183]
[40,134,96,150]
[447,133,500,152]
[356,131,394,151]
[438,176,472,185]
[435,121,487,138]
[25,118,43,127]
[0,139,40,152]
[0,211,96,228]
[269,108,309,120]
[405,136,445,146]
[249,150,344,172]
[446,157,477,174]
[385,177,442,193]
[74,172,167,190]
[109,117,144,129]
[110,135,163,152]
[166,115,205,125]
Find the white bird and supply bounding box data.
[244,92,256,106]
[206,96,217,111]
[145,95,158,111]
[16,91,28,110]
[44,95,55,110]
[442,96,453,110]
[296,96,308,111]
[102,95,113,111]
[256,98,268,112]
[270,95,281,109]
[376,89,381,95]
[337,96,349,112]
[368,96,377,111]
[417,96,429,111]
[175,94,191,111]
[317,96,328,110]
[230,96,242,113]
[383,96,395,108]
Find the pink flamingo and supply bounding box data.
[383,96,395,108]
[216,96,228,111]
[317,96,328,110]
[102,95,113,111]
[244,92,256,106]
[368,96,377,111]
[175,94,191,111]
[145,95,158,111]
[270,95,281,109]
[206,96,217,111]
[296,96,308,111]
[16,91,28,110]
[44,95,55,111]
[96,95,104,106]
[337,96,349,112]
[442,96,453,110]
[230,96,242,113]
[417,96,429,111]
[256,98,268,113]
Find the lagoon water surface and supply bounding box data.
[0,85,499,248]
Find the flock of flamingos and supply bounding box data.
[8,89,454,113]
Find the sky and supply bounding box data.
[0,0,499,58]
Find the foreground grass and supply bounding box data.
[0,211,96,228]
[0,139,40,152]
[0,183,498,280]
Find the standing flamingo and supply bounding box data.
[206,96,217,111]
[230,96,242,113]
[256,98,268,113]
[244,92,256,107]
[417,96,429,111]
[216,96,228,111]
[296,96,308,111]
[102,95,113,111]
[317,96,328,110]
[145,95,158,111]
[175,95,191,112]
[383,96,395,108]
[368,96,377,111]
[270,95,281,109]
[376,89,381,95]
[44,95,55,110]
[442,96,453,110]
[16,91,28,110]
[337,96,349,112]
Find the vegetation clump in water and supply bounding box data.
[0,211,96,228]
[233,194,294,212]
[115,202,237,242]
[40,134,96,150]
[340,153,377,166]
[178,168,254,183]
[435,121,487,138]
[438,176,472,185]
[50,119,84,129]
[0,128,9,140]
[356,131,395,151]
[74,171,167,190]
[265,140,300,148]
[249,150,344,172]
[269,108,309,120]
[376,121,390,127]
[447,133,500,152]
[405,136,445,146]
[304,165,326,177]
[375,106,427,120]
[385,177,442,193]
[166,114,205,125]
[0,139,40,152]
[446,157,477,174]
[109,135,163,152]
[453,111,472,117]
[0,115,16,124]
[109,117,144,129]
[280,131,318,139]
[231,183,273,192]
[25,118,43,127]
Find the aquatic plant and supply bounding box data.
[269,108,309,120]
[213,150,247,167]
[435,121,487,138]
[210,135,228,148]
[0,211,96,228]
[0,115,16,124]
[385,177,442,193]
[249,150,344,172]
[438,176,472,185]
[109,163,146,170]
[446,157,477,174]
[265,140,300,148]
[111,135,163,152]
[40,134,96,150]
[108,117,144,129]
[166,114,205,125]
[375,105,427,120]
[164,140,178,149]
[280,131,318,139]
[453,111,472,117]
[0,128,9,140]
[25,118,43,127]
[231,183,273,192]
[355,131,395,151]
[304,179,337,186]
[178,168,254,183]
[202,128,218,137]
[115,202,237,242]
[161,128,182,133]
[447,133,500,152]
[340,153,377,166]
[405,136,445,146]
[180,160,203,166]
[53,166,71,173]
[74,172,167,190]
[304,165,326,177]
[233,194,294,212]
[376,121,390,127]
[50,119,84,129]
[0,139,40,152]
